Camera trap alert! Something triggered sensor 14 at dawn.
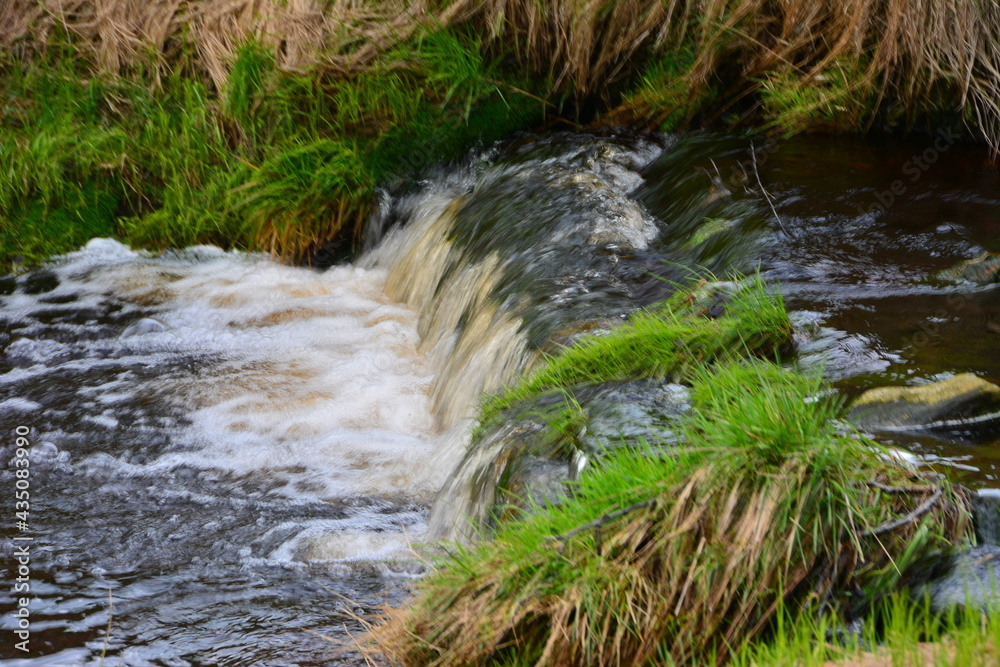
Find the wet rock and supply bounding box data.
[430,380,691,541]
[936,253,1000,285]
[0,275,16,295]
[687,218,738,247]
[578,381,689,457]
[918,545,1000,612]
[21,270,60,294]
[503,455,572,512]
[848,374,1000,441]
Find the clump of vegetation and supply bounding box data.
[373,358,971,666]
[606,0,1000,149]
[733,593,1000,666]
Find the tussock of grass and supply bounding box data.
[478,274,791,433]
[374,358,971,666]
[244,139,373,259]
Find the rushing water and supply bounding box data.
[1,130,999,664]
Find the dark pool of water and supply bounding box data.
[637,130,1000,483]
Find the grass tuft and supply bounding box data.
[243,139,373,261]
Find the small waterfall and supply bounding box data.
[7,129,996,664]
[366,135,668,427]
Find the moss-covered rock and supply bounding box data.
[848,373,1000,440]
[935,253,1000,286]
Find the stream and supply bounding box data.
[1,130,998,665]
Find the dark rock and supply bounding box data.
[0,275,15,296]
[578,381,689,458]
[971,490,1000,546]
[21,271,60,294]
[847,374,1000,441]
[429,380,691,541]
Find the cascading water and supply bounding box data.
[2,130,999,665]
[0,239,463,665]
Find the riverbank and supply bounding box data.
[3,1,999,271]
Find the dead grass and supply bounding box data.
[374,463,970,666]
[0,0,442,90]
[4,1,999,147]
[608,0,1000,151]
[443,0,690,104]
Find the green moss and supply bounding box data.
[477,273,791,436]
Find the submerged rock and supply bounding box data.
[687,217,738,248]
[848,373,1000,441]
[935,253,1000,285]
[120,317,170,338]
[919,545,1000,612]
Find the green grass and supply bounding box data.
[0,26,546,271]
[733,594,1000,667]
[374,291,971,666]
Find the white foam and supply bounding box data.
[0,396,41,411]
[13,243,466,507]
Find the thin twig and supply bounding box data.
[750,140,789,236]
[864,486,943,537]
[548,499,656,557]
[867,480,937,495]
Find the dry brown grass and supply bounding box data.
[0,0,441,90]
[443,0,690,104]
[610,0,1000,151]
[4,0,999,147]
